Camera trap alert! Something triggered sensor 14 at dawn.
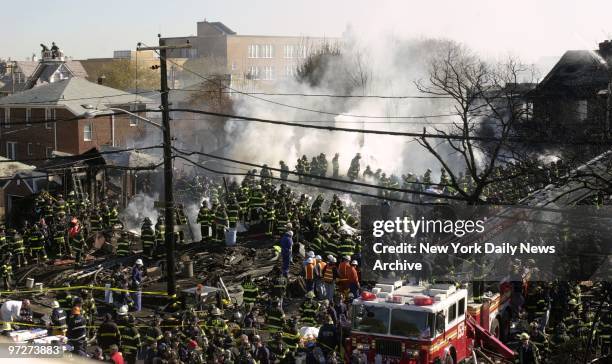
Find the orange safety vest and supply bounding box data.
[305,263,316,280]
[323,264,336,283]
[316,261,327,277]
[338,261,351,281]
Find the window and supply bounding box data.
[284,45,294,59]
[4,108,10,128]
[577,99,588,122]
[390,309,434,338]
[285,64,296,78]
[447,303,457,324]
[458,298,466,316]
[262,66,274,80]
[523,102,533,121]
[248,45,258,58]
[351,304,390,335]
[27,143,33,156]
[25,108,31,126]
[45,108,56,129]
[46,147,53,157]
[6,142,16,159]
[260,44,273,58]
[247,66,259,80]
[15,72,25,84]
[83,123,93,141]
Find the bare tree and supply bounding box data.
[415,41,537,204]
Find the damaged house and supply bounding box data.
[526,40,612,144]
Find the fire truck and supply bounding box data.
[348,281,515,364]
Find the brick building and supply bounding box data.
[163,20,337,90]
[0,77,153,164]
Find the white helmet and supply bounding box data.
[306,257,314,264]
[328,256,337,263]
[315,255,322,260]
[118,305,129,316]
[51,301,60,309]
[135,259,143,266]
[351,260,358,266]
[307,251,315,258]
[287,230,294,237]
[343,255,351,261]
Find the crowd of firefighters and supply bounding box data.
[0,153,608,363]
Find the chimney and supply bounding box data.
[97,75,106,85]
[599,40,612,59]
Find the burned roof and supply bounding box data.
[99,146,162,169]
[0,156,36,177]
[35,147,106,171]
[528,50,609,98]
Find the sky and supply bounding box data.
[3,0,612,64]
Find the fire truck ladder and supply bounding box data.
[467,315,515,361]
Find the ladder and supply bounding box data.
[71,169,85,200]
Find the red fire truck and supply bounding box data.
[348,282,515,363]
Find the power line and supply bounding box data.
[170,88,453,99]
[169,107,612,145]
[149,49,462,120]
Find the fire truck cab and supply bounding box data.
[348,281,514,364]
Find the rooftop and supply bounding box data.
[0,77,155,115]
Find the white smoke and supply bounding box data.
[120,193,159,233]
[223,31,465,179]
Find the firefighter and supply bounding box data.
[81,290,96,333]
[600,306,611,356]
[271,270,288,307]
[55,194,67,221]
[116,231,131,257]
[282,319,300,356]
[108,200,121,228]
[67,306,87,356]
[145,317,163,345]
[8,228,27,267]
[317,315,338,356]
[98,312,121,355]
[337,233,355,261]
[197,201,211,243]
[154,216,165,251]
[332,153,339,178]
[266,300,286,334]
[347,153,361,181]
[337,255,352,293]
[269,332,289,362]
[207,307,229,335]
[130,259,144,312]
[213,204,228,243]
[53,223,69,257]
[69,222,85,266]
[241,275,260,308]
[119,314,140,364]
[248,184,266,223]
[58,284,74,313]
[29,224,47,263]
[265,199,276,237]
[279,160,289,181]
[299,291,319,327]
[141,217,155,259]
[517,332,540,364]
[1,254,13,290]
[227,195,240,229]
[49,300,67,336]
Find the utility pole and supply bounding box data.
[138,36,190,297]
